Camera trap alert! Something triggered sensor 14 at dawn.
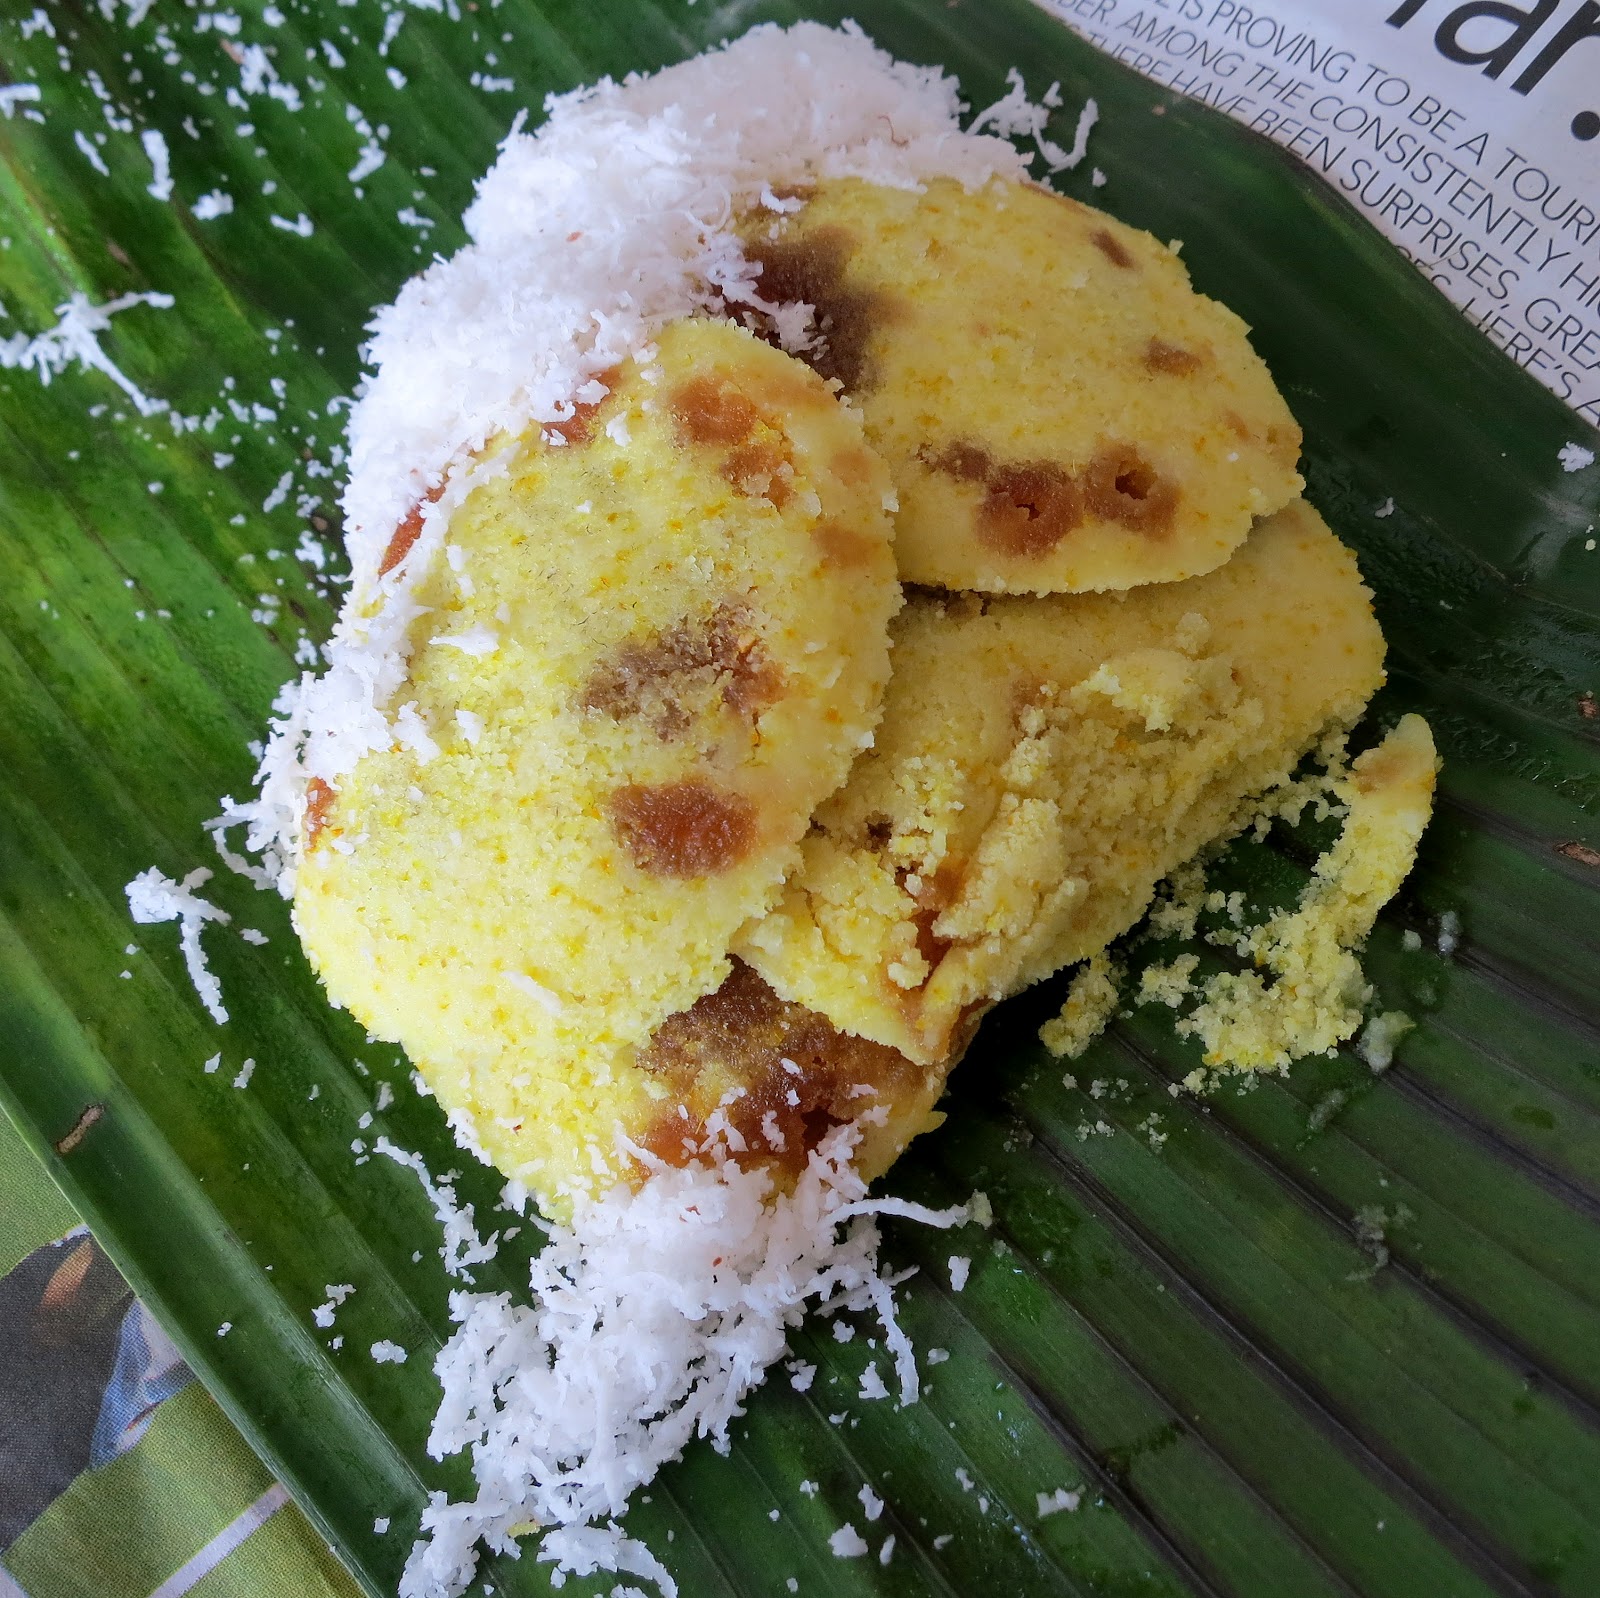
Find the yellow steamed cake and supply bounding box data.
[741,175,1303,594]
[292,317,901,1202]
[734,499,1388,1066]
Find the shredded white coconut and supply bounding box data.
[125,866,231,1023]
[1,291,174,418]
[75,130,110,177]
[828,1524,870,1559]
[0,85,42,119]
[141,127,172,201]
[312,1282,356,1329]
[432,624,498,657]
[1559,441,1595,473]
[371,1339,409,1364]
[1037,1487,1081,1518]
[393,1123,965,1598]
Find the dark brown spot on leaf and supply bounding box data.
[635,960,924,1176]
[744,224,891,393]
[1092,229,1136,269]
[53,1103,104,1158]
[1144,338,1204,376]
[1556,839,1600,868]
[609,780,758,876]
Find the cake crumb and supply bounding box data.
[1179,717,1437,1071]
[1040,954,1121,1059]
[1137,953,1198,1009]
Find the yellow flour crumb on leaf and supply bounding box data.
[1179,714,1439,1071]
[1138,953,1200,1010]
[1039,953,1122,1060]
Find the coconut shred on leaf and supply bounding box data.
[394,1126,967,1598]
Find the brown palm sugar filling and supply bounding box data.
[668,372,762,447]
[667,372,799,506]
[608,779,759,876]
[633,959,926,1174]
[903,856,966,977]
[1091,228,1136,269]
[720,438,795,506]
[924,438,1177,557]
[742,224,896,393]
[1144,337,1204,376]
[580,604,786,739]
[377,480,448,576]
[544,363,621,446]
[302,776,337,850]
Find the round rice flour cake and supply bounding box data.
[741,175,1304,594]
[292,318,901,1199]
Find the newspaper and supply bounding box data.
[1039,0,1600,422]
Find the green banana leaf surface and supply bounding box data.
[2,1,1598,1595]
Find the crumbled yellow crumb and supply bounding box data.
[1178,715,1438,1071]
[1146,859,1208,941]
[1138,953,1199,1009]
[1039,954,1122,1060]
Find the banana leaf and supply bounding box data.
[2,2,1597,1595]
